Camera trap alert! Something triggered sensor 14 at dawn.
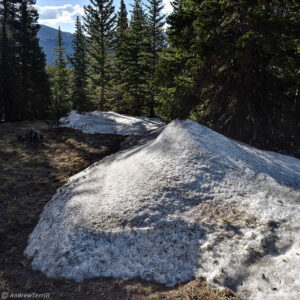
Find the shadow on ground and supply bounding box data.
[0,121,240,300]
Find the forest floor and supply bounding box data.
[0,121,240,300]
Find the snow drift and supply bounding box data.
[59,110,164,135]
[25,120,300,300]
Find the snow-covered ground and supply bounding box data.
[59,111,164,135]
[25,120,300,300]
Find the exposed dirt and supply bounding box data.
[0,121,241,300]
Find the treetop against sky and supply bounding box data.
[36,0,172,33]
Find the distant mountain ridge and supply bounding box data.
[38,24,73,65]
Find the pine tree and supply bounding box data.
[49,27,70,121]
[0,0,21,121]
[122,0,149,115]
[0,0,49,121]
[110,0,128,112]
[18,0,50,120]
[69,16,88,112]
[161,0,300,149]
[145,0,165,116]
[116,0,128,37]
[156,0,195,121]
[84,0,116,111]
[166,0,187,48]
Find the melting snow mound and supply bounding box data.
[25,120,300,300]
[59,110,164,135]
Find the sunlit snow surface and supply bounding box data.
[59,110,164,135]
[25,120,300,300]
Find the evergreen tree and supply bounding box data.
[160,0,300,150]
[110,0,128,112]
[18,0,50,120]
[156,0,195,121]
[49,27,70,121]
[122,0,149,115]
[0,0,49,121]
[69,16,88,112]
[84,0,116,111]
[145,0,165,116]
[0,0,21,121]
[166,0,187,48]
[116,0,128,37]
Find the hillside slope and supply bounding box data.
[38,25,73,65]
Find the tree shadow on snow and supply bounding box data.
[221,219,293,293]
[30,215,208,287]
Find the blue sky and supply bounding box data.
[36,0,172,33]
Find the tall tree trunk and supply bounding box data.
[149,57,155,117]
[100,30,105,111]
[1,0,9,121]
[100,79,104,111]
[149,92,154,117]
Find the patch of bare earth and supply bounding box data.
[0,121,241,300]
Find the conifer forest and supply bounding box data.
[0,0,299,149]
[1,1,300,299]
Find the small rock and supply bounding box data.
[17,128,44,143]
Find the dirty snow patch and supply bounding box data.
[59,110,164,135]
[25,120,300,300]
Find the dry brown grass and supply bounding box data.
[0,121,241,300]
